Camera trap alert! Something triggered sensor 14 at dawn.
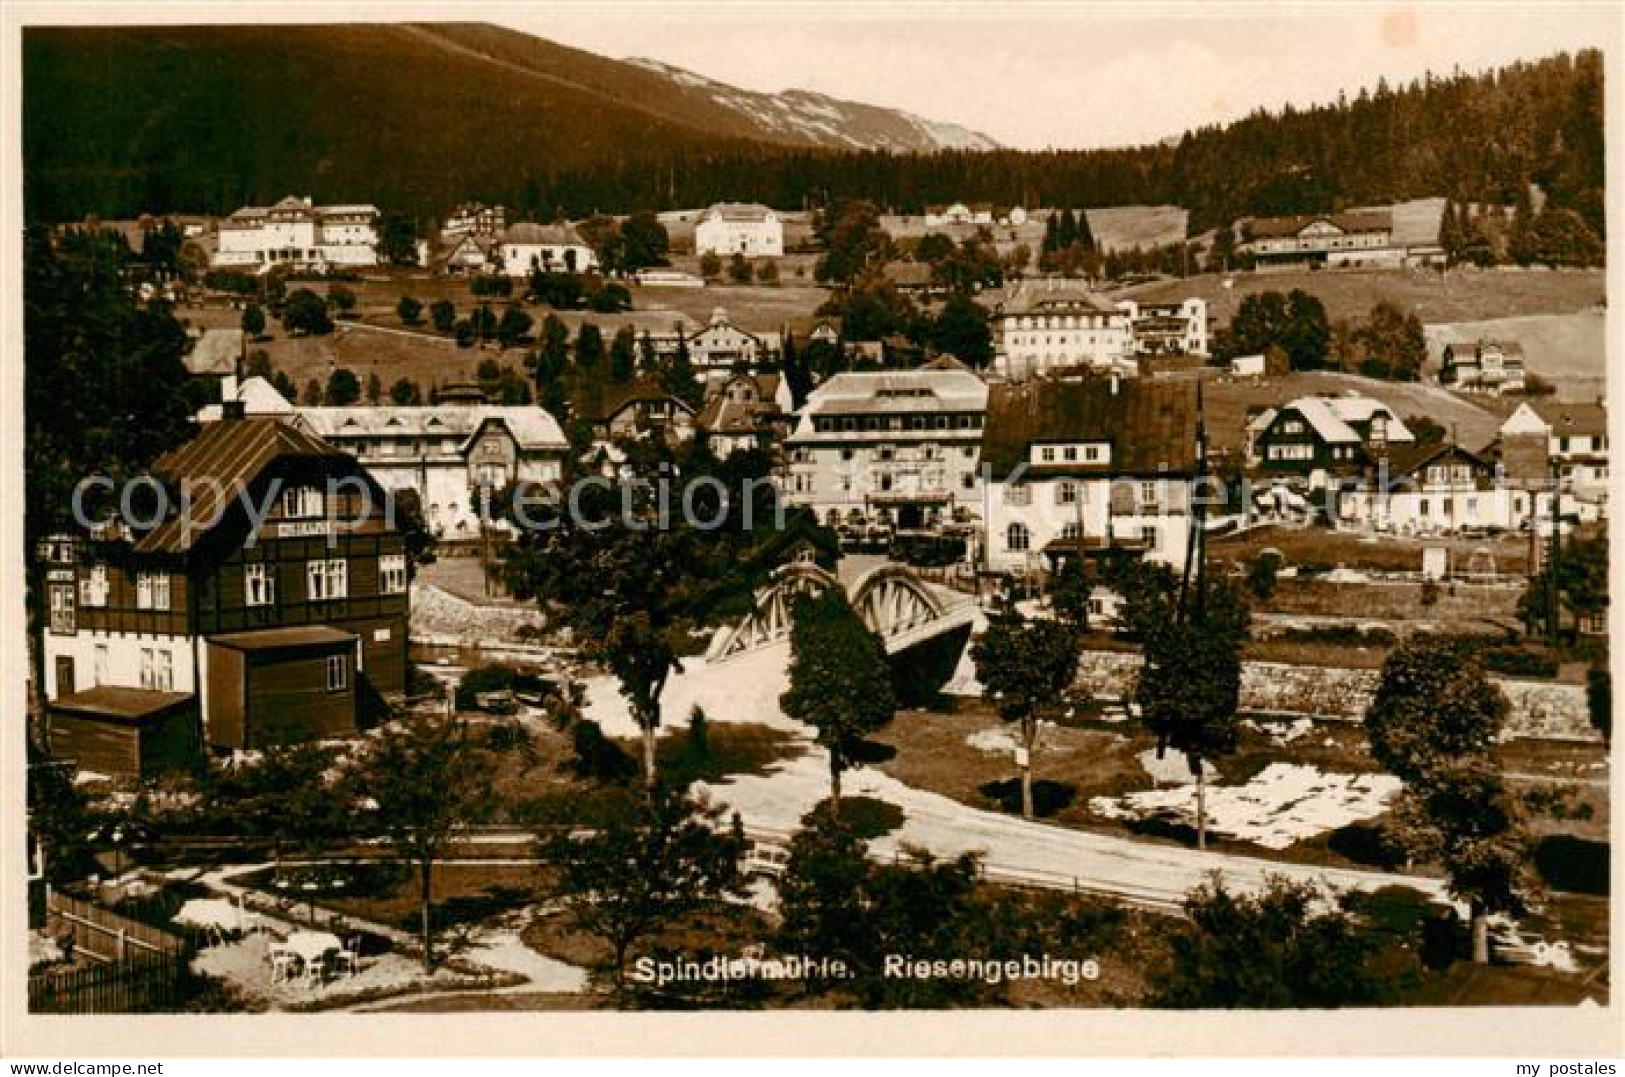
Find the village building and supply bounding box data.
[782,315,843,352]
[1492,400,1610,521]
[212,196,379,271]
[782,365,989,533]
[38,413,410,778]
[183,328,246,384]
[688,308,773,372]
[433,233,498,276]
[980,374,1199,576]
[1246,393,1416,491]
[1117,298,1210,357]
[694,203,784,258]
[1229,354,1268,378]
[1238,211,1401,271]
[990,279,1135,380]
[441,202,507,239]
[296,406,571,540]
[1441,339,1527,394]
[880,260,940,297]
[1337,442,1526,535]
[924,202,995,228]
[572,376,698,447]
[496,222,598,277]
[696,372,792,458]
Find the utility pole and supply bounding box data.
[1547,457,1562,648]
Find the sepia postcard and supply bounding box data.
[2,0,1622,1060]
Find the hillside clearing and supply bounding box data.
[1113,267,1605,328]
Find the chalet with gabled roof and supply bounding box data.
[40,415,410,778]
[1245,393,1415,489]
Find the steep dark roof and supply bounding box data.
[572,376,694,424]
[981,377,1198,479]
[138,418,349,554]
[1373,441,1490,479]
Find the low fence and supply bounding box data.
[30,891,192,1013]
[28,948,189,1014]
[46,889,190,961]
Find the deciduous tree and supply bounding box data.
[1364,637,1532,962]
[351,714,497,972]
[781,589,896,804]
[970,599,1080,819]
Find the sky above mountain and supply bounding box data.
[513,3,1618,150]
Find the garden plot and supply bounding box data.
[1089,762,1400,849]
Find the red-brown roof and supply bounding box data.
[138,418,350,555]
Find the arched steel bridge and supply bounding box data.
[706,562,977,663]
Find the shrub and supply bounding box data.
[455,664,521,710]
[1270,624,1397,649]
[1478,646,1560,679]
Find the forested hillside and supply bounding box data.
[25,22,1602,235]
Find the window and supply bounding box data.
[1004,483,1031,506]
[49,584,75,635]
[1006,523,1030,552]
[380,554,408,595]
[1140,525,1159,547]
[326,654,349,692]
[245,563,277,607]
[80,564,108,607]
[282,485,324,519]
[1060,522,1082,541]
[1140,482,1158,505]
[93,644,109,685]
[961,473,975,490]
[307,558,348,601]
[140,648,173,691]
[1085,446,1102,463]
[1057,481,1079,506]
[1040,446,1056,463]
[1063,446,1078,462]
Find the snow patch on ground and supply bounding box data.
[1091,762,1401,850]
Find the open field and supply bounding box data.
[1086,204,1189,253]
[1425,311,1606,402]
[250,322,527,398]
[1113,266,1605,329]
[1202,369,1504,453]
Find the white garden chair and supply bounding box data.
[269,947,299,986]
[331,937,361,978]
